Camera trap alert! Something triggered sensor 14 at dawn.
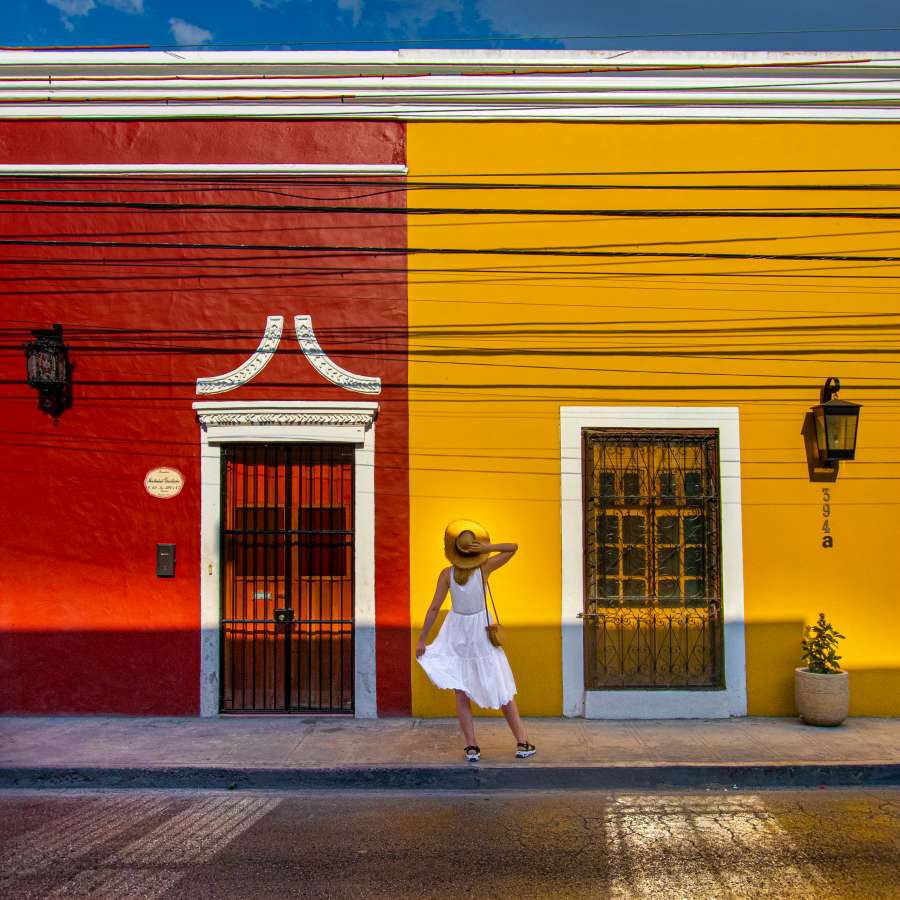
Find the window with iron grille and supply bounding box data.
[582,429,723,689]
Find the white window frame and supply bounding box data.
[193,400,378,718]
[560,406,747,718]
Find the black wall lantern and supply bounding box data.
[25,323,74,424]
[811,377,861,466]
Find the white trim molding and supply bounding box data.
[0,164,408,177]
[294,315,382,395]
[560,406,747,719]
[196,315,283,395]
[1,50,900,121]
[193,399,379,718]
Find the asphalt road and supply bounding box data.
[1,788,898,899]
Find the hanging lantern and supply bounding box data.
[811,377,861,464]
[24,324,74,423]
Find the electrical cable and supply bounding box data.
[7,235,900,264]
[5,197,900,219]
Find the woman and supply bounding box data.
[415,519,536,762]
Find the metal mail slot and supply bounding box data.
[156,543,176,578]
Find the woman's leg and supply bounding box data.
[500,698,528,743]
[455,690,477,746]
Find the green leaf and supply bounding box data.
[800,613,844,670]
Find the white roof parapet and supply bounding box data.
[1,50,900,121]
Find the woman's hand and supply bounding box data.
[464,539,490,553]
[415,639,427,658]
[466,540,516,554]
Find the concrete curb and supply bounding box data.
[2,763,899,791]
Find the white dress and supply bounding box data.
[417,566,517,709]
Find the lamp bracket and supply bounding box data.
[822,376,841,403]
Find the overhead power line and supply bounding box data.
[3,197,900,219]
[6,236,900,265]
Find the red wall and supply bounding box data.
[0,121,410,715]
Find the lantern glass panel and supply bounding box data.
[814,399,861,461]
[32,348,63,385]
[825,410,858,454]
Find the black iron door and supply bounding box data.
[220,443,354,713]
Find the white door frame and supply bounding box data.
[193,400,378,718]
[560,406,747,718]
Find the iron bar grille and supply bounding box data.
[220,443,354,713]
[582,429,723,689]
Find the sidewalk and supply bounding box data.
[1,716,898,790]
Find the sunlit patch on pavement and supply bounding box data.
[0,794,172,884]
[7,793,279,899]
[606,794,825,899]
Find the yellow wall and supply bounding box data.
[407,123,900,717]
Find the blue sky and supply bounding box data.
[9,0,900,51]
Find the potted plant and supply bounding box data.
[795,613,848,726]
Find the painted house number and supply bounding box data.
[822,487,833,549]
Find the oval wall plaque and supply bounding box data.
[144,467,185,499]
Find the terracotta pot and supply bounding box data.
[794,667,849,726]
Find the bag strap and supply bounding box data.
[480,567,500,625]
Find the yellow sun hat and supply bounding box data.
[444,518,491,569]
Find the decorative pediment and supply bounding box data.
[195,314,381,396]
[195,316,283,395]
[192,401,378,444]
[294,315,381,395]
[195,410,375,428]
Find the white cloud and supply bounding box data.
[47,0,95,13]
[46,0,94,30]
[337,0,364,27]
[169,17,214,46]
[103,0,144,11]
[46,0,143,30]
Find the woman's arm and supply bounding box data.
[469,541,518,576]
[415,568,451,658]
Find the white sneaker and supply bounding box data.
[516,742,536,759]
[465,745,481,762]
